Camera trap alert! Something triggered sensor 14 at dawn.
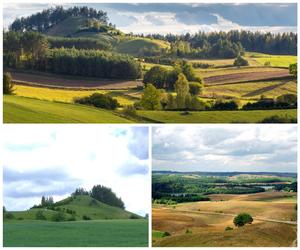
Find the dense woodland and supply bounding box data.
[3,31,141,79]
[143,31,297,56]
[10,6,108,32]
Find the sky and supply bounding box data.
[3,126,150,215]
[152,125,297,173]
[3,3,297,34]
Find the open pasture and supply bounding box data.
[4,219,148,247]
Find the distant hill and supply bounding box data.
[6,195,141,221]
[153,171,297,178]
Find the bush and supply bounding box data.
[122,105,137,117]
[82,215,91,220]
[89,199,98,206]
[185,229,192,234]
[3,72,14,95]
[189,82,203,96]
[51,212,65,222]
[129,214,140,219]
[276,94,297,107]
[233,213,253,227]
[225,226,233,231]
[233,55,249,67]
[5,212,14,219]
[260,115,297,123]
[35,211,46,220]
[74,93,119,110]
[162,231,171,237]
[213,100,239,110]
[67,215,76,221]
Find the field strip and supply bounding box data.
[10,71,142,90]
[170,209,297,225]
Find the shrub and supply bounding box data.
[68,215,76,221]
[233,55,249,67]
[233,213,253,227]
[35,210,46,220]
[213,99,238,110]
[74,93,119,110]
[189,82,203,96]
[162,231,171,237]
[3,72,14,95]
[260,115,297,123]
[225,226,233,231]
[122,105,137,117]
[89,199,98,206]
[264,61,271,66]
[289,63,297,78]
[185,229,192,234]
[276,94,297,107]
[17,217,24,220]
[129,214,140,219]
[51,212,65,222]
[5,212,14,219]
[82,215,91,220]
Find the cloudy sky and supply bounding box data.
[3,126,150,215]
[153,125,297,173]
[3,3,297,34]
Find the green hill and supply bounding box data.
[4,95,133,123]
[6,195,141,221]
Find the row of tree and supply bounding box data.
[10,6,108,32]
[143,30,297,55]
[3,31,142,79]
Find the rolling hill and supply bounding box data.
[7,195,140,221]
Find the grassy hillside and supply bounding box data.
[14,85,139,106]
[116,37,170,55]
[4,95,133,123]
[55,195,137,220]
[137,109,297,123]
[4,219,148,247]
[46,16,88,37]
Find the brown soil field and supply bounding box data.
[152,192,297,247]
[204,69,291,86]
[10,71,142,90]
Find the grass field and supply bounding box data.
[14,85,139,106]
[152,192,297,247]
[4,95,133,123]
[137,109,297,123]
[204,80,297,99]
[4,219,148,247]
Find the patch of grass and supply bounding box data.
[204,80,297,99]
[116,37,169,55]
[137,109,297,123]
[4,219,148,247]
[4,95,133,123]
[245,52,297,68]
[14,85,138,106]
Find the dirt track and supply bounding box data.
[204,69,291,86]
[10,71,142,90]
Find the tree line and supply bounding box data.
[3,31,142,79]
[142,30,297,56]
[10,6,108,32]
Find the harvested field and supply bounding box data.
[204,69,291,86]
[10,71,142,90]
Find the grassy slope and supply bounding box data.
[116,37,170,55]
[4,95,132,123]
[245,52,297,67]
[4,219,148,247]
[204,80,297,99]
[14,85,139,106]
[46,16,87,36]
[56,195,137,220]
[137,109,297,123]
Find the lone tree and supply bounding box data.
[289,63,297,79]
[233,213,253,227]
[175,73,189,109]
[140,84,161,110]
[233,55,249,67]
[3,72,14,95]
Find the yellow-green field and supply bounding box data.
[152,192,297,247]
[203,80,297,99]
[14,85,140,106]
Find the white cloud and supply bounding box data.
[152,125,297,173]
[3,126,150,215]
